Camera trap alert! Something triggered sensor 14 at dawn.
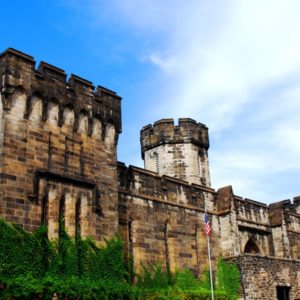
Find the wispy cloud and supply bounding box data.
[61,0,300,202]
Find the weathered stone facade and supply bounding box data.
[1,48,300,299]
[227,255,300,299]
[0,48,121,241]
[118,163,218,275]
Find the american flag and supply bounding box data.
[204,213,211,236]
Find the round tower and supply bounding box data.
[140,118,211,187]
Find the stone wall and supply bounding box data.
[226,254,300,300]
[117,162,300,277]
[0,48,121,241]
[235,197,273,256]
[118,162,220,274]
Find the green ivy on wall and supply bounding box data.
[216,259,240,300]
[0,219,240,299]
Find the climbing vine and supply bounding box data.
[216,258,240,300]
[0,219,240,299]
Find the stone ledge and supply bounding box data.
[225,253,300,263]
[119,189,211,214]
[237,216,271,227]
[238,223,271,233]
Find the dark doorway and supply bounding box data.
[277,286,290,300]
[244,239,260,254]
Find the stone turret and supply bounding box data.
[140,118,211,187]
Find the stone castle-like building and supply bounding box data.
[1,48,300,299]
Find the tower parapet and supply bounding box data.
[0,48,122,134]
[140,118,211,187]
[141,118,209,155]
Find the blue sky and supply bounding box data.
[1,0,300,203]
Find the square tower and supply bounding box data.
[0,48,122,241]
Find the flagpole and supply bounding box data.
[207,234,215,300]
[205,207,214,300]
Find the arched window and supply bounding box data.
[105,123,116,146]
[62,105,75,128]
[46,100,59,126]
[9,87,26,119]
[92,118,102,139]
[29,95,43,121]
[244,238,260,254]
[77,111,89,134]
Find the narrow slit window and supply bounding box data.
[41,192,49,226]
[75,196,81,239]
[164,221,170,274]
[154,152,159,173]
[198,155,201,177]
[128,219,133,259]
[195,225,200,276]
[127,219,134,282]
[59,193,66,234]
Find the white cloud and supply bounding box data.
[63,0,300,202]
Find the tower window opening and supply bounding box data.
[154,152,159,173]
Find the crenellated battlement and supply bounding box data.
[117,161,215,212]
[0,48,122,134]
[140,118,209,158]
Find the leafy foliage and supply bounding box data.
[0,218,240,299]
[0,218,128,299]
[135,264,233,299]
[137,264,172,289]
[216,258,240,300]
